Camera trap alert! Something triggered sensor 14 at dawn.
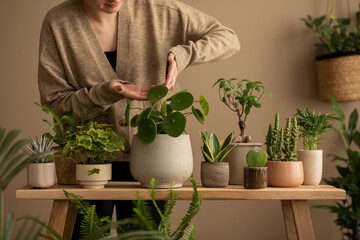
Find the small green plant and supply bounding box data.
[283,117,299,161]
[126,86,209,145]
[63,122,125,164]
[199,130,236,163]
[23,134,54,163]
[246,150,268,167]
[213,78,273,143]
[295,108,338,150]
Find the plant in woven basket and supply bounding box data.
[23,134,54,163]
[213,78,273,143]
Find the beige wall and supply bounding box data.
[1,0,359,239]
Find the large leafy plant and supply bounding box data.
[199,130,236,162]
[314,96,360,240]
[126,86,209,145]
[213,78,273,143]
[295,108,338,150]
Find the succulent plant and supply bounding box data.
[23,134,54,163]
[283,117,299,161]
[265,113,284,161]
[200,130,236,163]
[246,150,268,167]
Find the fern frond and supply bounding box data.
[161,184,178,236]
[133,193,158,231]
[63,190,92,216]
[182,224,196,240]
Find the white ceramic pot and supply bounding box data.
[76,163,112,189]
[297,150,323,185]
[130,134,193,188]
[225,143,263,185]
[27,162,55,188]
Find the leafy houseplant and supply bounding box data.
[24,134,55,188]
[128,86,209,188]
[244,150,268,189]
[314,96,360,240]
[199,130,236,187]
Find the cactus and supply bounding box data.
[265,113,284,161]
[24,134,54,163]
[246,150,268,167]
[283,117,299,161]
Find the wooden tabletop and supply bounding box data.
[16,182,346,201]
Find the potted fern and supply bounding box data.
[126,86,209,188]
[63,121,125,189]
[199,130,236,187]
[265,113,303,187]
[244,150,268,189]
[24,134,55,188]
[213,78,273,184]
[295,108,338,185]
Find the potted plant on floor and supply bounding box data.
[295,108,338,185]
[126,85,209,188]
[301,3,360,102]
[63,121,125,189]
[244,150,268,189]
[199,130,236,188]
[213,78,273,184]
[23,134,55,188]
[265,113,303,187]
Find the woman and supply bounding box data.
[38,0,240,237]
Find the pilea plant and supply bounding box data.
[213,78,273,143]
[246,150,268,167]
[126,86,209,145]
[266,113,299,161]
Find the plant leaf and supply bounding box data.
[170,92,194,111]
[148,86,168,103]
[199,95,209,117]
[191,107,204,124]
[162,112,186,137]
[137,118,157,145]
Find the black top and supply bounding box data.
[104,51,117,71]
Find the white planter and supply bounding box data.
[225,143,263,185]
[297,150,323,185]
[130,134,193,188]
[27,162,55,188]
[76,163,112,189]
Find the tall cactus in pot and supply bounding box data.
[265,113,283,161]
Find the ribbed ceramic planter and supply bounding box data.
[201,162,229,188]
[266,161,304,187]
[76,163,112,189]
[244,167,267,189]
[225,143,263,185]
[298,150,323,185]
[130,134,193,188]
[27,162,55,188]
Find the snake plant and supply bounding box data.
[200,130,236,163]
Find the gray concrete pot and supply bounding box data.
[225,143,263,185]
[76,163,112,189]
[201,162,229,188]
[297,150,323,185]
[27,162,55,188]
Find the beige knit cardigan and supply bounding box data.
[38,0,240,161]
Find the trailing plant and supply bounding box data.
[125,86,209,145]
[213,78,273,143]
[23,134,54,163]
[295,108,338,150]
[63,122,125,164]
[301,4,360,54]
[314,95,360,240]
[199,130,236,163]
[246,150,268,167]
[283,117,299,161]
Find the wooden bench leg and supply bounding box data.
[281,200,315,240]
[47,200,77,240]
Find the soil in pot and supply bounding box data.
[201,162,229,188]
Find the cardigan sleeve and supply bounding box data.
[37,18,125,121]
[169,4,240,73]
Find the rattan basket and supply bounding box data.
[316,52,360,102]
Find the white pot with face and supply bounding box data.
[27,162,55,188]
[297,150,323,185]
[76,163,112,189]
[130,134,193,188]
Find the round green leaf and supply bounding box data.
[137,118,157,145]
[199,95,209,117]
[131,114,139,127]
[148,85,168,103]
[192,106,204,124]
[162,112,186,137]
[170,92,194,111]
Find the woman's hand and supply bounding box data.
[163,53,178,90]
[110,82,153,101]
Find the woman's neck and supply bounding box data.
[81,0,121,24]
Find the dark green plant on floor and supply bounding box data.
[314,95,360,240]
[126,86,209,145]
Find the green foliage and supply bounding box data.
[23,134,54,163]
[213,78,272,143]
[265,113,284,161]
[314,96,360,240]
[126,86,210,145]
[301,5,360,53]
[246,150,268,167]
[295,108,338,150]
[283,117,299,161]
[199,130,236,162]
[63,122,125,164]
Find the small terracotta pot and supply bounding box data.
[76,163,112,189]
[244,167,267,189]
[298,150,323,185]
[201,162,229,188]
[27,162,55,188]
[266,161,304,187]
